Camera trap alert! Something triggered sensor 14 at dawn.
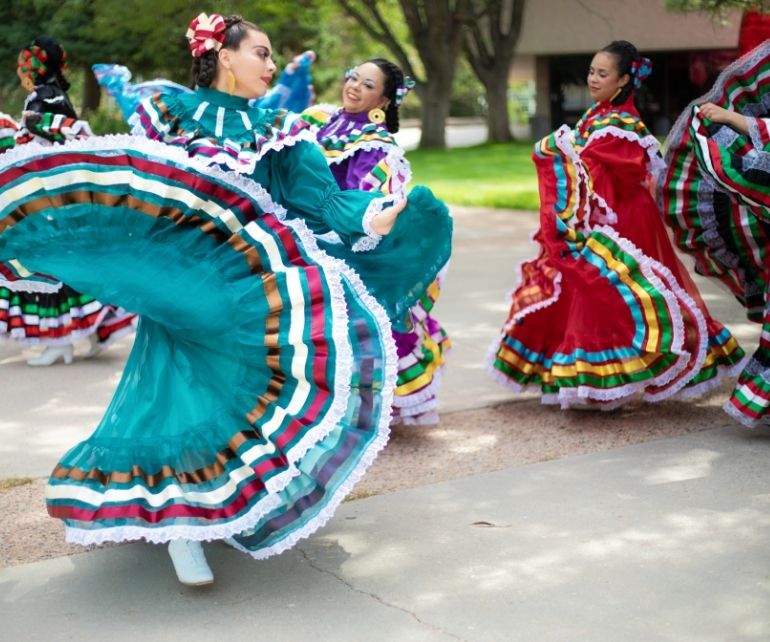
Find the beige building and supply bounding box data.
[512,1,746,136]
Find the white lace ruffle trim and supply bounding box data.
[0,277,63,294]
[326,140,398,166]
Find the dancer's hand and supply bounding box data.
[21,111,40,129]
[700,102,749,134]
[371,198,407,235]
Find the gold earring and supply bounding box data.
[21,76,34,92]
[368,108,385,124]
[609,85,623,102]
[226,70,236,95]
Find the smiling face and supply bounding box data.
[341,62,389,114]
[217,29,276,99]
[587,51,629,104]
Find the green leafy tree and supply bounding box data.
[0,0,328,114]
[0,0,422,130]
[0,0,61,110]
[666,0,769,15]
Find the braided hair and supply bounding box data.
[600,40,641,106]
[29,36,70,91]
[367,58,405,133]
[191,15,263,88]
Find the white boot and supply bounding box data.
[84,333,102,359]
[27,344,74,367]
[168,539,214,586]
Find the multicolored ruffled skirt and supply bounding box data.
[660,41,770,427]
[392,269,451,425]
[0,268,135,347]
[0,135,451,556]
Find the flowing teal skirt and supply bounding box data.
[0,136,451,557]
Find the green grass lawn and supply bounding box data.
[406,141,539,210]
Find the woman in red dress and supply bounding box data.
[488,40,744,409]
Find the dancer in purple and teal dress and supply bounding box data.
[659,40,770,427]
[304,59,450,425]
[0,36,135,366]
[0,13,451,585]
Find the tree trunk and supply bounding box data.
[463,0,525,143]
[485,73,512,142]
[399,0,469,149]
[81,66,101,114]
[416,81,453,149]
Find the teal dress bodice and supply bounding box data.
[135,87,380,245]
[132,86,452,323]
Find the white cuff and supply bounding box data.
[353,195,388,252]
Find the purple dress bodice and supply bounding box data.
[315,109,391,191]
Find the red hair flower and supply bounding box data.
[186,13,227,58]
[17,46,48,91]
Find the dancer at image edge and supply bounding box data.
[0,35,136,366]
[659,39,770,427]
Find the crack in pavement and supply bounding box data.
[298,548,466,641]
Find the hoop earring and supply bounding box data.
[368,108,385,124]
[226,70,236,95]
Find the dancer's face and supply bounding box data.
[587,52,629,104]
[342,63,388,114]
[218,29,276,99]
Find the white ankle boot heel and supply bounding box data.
[27,344,74,367]
[168,539,214,586]
[84,333,103,359]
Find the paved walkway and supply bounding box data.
[2,428,768,641]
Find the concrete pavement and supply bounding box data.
[1,205,769,640]
[394,122,489,151]
[2,427,769,641]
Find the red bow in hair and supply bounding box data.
[186,13,227,58]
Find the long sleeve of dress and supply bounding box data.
[19,86,91,144]
[579,133,651,198]
[579,133,675,262]
[263,140,390,250]
[688,108,770,216]
[258,140,450,324]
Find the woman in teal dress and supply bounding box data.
[0,13,451,585]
